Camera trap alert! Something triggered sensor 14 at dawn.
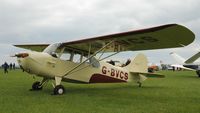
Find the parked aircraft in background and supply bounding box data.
[12,24,195,95]
[170,52,200,77]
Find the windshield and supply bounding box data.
[43,43,61,54]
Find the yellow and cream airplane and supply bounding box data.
[13,24,195,95]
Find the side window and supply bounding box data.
[59,48,71,61]
[60,53,71,61]
[59,48,90,64]
[73,54,81,63]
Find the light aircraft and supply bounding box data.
[170,51,200,77]
[13,24,195,95]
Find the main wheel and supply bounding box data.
[196,70,200,77]
[54,85,65,95]
[32,81,42,90]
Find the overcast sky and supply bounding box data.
[0,0,200,65]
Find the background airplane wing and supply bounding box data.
[185,52,200,64]
[14,24,195,53]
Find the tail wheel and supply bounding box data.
[54,85,65,95]
[32,81,43,90]
[196,70,200,77]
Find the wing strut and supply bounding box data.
[64,51,120,75]
[62,40,114,77]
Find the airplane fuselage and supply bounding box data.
[17,51,131,83]
[183,64,200,70]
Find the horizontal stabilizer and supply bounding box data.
[130,72,165,78]
[144,73,165,78]
[130,73,147,83]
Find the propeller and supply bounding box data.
[11,53,29,58]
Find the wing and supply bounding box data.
[14,24,195,53]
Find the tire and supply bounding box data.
[54,85,65,95]
[32,81,43,90]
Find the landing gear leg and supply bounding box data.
[134,74,146,87]
[31,78,48,91]
[53,77,65,95]
[137,82,142,87]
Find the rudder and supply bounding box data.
[125,53,148,73]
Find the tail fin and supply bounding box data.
[125,53,148,73]
[170,52,185,64]
[125,53,165,86]
[125,53,148,85]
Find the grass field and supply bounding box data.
[0,69,200,113]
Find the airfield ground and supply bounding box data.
[0,69,200,113]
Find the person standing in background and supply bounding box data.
[13,63,15,70]
[9,63,12,70]
[3,62,9,74]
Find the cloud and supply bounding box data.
[0,0,200,64]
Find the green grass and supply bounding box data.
[0,69,200,113]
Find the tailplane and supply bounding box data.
[125,53,164,87]
[125,53,148,87]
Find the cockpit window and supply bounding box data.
[43,43,61,55]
